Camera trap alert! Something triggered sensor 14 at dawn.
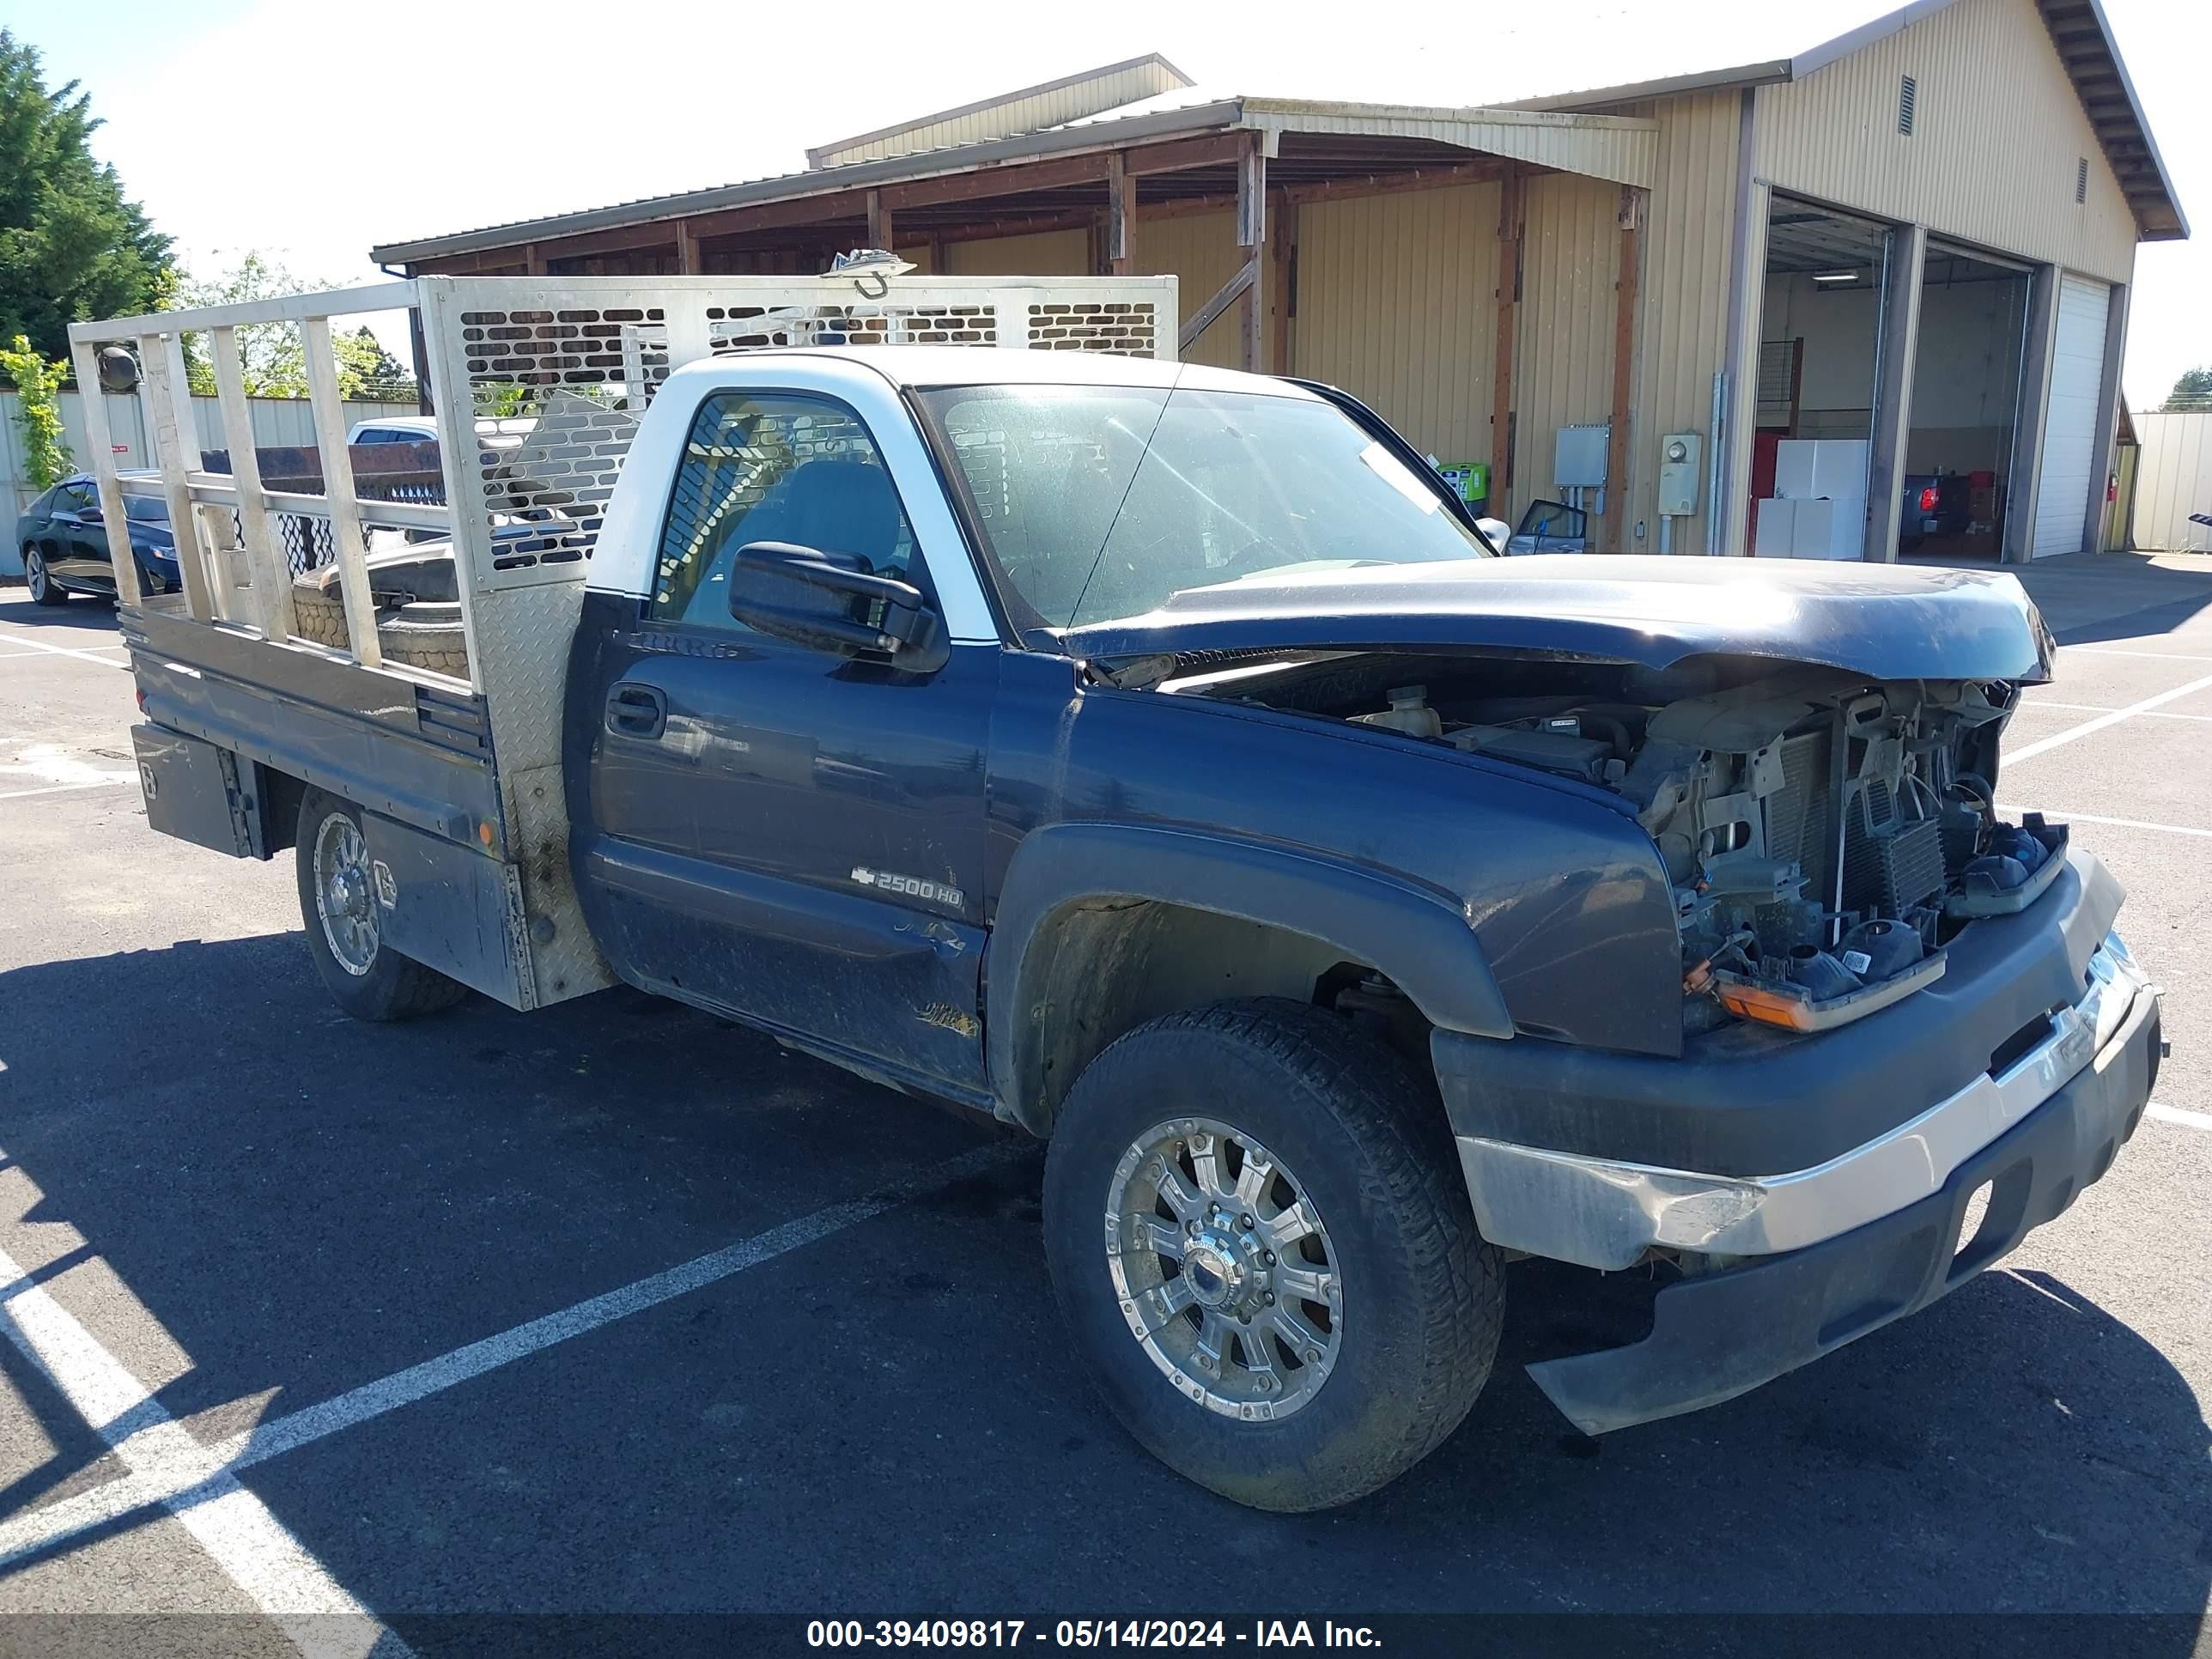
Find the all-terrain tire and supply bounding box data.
[1042,997,1504,1511]
[295,787,470,1022]
[374,604,469,676]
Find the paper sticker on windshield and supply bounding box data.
[1358,442,1443,515]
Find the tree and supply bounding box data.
[339,325,416,401]
[0,30,173,360]
[0,332,71,489]
[2165,367,2212,410]
[172,252,411,401]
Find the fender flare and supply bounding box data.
[986,821,1512,1128]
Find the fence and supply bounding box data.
[2,390,423,574]
[2131,410,2212,553]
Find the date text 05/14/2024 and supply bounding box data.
[806,1620,1382,1649]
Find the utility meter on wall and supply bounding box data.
[1658,432,1703,516]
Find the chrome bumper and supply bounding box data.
[1455,932,2157,1272]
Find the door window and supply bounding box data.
[651,392,919,631]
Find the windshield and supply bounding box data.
[914,383,1491,630]
[123,496,167,524]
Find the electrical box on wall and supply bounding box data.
[1554,425,1610,489]
[1657,433,1703,516]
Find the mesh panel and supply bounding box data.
[707,303,1000,353]
[1027,301,1158,356]
[459,308,653,573]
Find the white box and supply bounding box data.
[1773,439,1869,502]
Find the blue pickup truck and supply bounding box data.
[106,288,2162,1512]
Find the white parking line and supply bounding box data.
[2148,1102,2212,1133]
[2000,807,2212,841]
[2003,672,2212,765]
[0,1242,398,1656]
[0,779,134,803]
[2027,702,2212,724]
[0,1139,1023,1583]
[0,631,130,669]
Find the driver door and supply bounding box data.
[574,386,999,1096]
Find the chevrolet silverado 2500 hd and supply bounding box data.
[81,276,2163,1512]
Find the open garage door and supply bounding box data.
[2033,274,2112,556]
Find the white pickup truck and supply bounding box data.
[74,274,2161,1511]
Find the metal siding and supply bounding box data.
[1291,184,1500,473]
[2131,412,2212,552]
[943,229,1093,277]
[1754,0,2138,282]
[1626,92,1741,553]
[1513,173,1619,520]
[1135,210,1249,371]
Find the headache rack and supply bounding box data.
[71,271,1179,1010]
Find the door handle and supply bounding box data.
[605,683,667,739]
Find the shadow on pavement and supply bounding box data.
[2002,552,2212,647]
[0,931,2203,1624]
[0,592,130,637]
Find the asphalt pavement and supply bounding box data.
[0,556,2206,1655]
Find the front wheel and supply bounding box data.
[1042,998,1504,1511]
[295,787,469,1021]
[24,545,69,606]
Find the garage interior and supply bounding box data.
[1752,198,2036,562]
[1902,242,2029,562]
[1752,199,1892,560]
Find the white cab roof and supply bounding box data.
[658,345,1320,398]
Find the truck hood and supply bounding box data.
[1060,556,2055,684]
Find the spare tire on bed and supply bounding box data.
[290,544,469,677]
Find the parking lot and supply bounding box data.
[0,556,2208,1651]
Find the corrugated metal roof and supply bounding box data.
[370,0,2181,264]
[369,98,1654,264]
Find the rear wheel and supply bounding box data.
[1042,998,1504,1511]
[295,787,468,1021]
[24,545,69,605]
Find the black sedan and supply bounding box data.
[15,473,181,605]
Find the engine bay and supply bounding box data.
[1170,652,2067,1035]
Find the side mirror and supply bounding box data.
[729,541,948,672]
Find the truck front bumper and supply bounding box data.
[1442,930,2161,1436]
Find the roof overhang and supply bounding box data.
[1509,0,2185,242]
[368,99,1654,268]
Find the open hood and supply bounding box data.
[1059,556,2056,685]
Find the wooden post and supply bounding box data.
[675,220,701,275]
[1270,192,1297,375]
[867,190,893,252]
[525,243,545,276]
[1604,186,1645,553]
[1492,165,1522,512]
[1108,151,1135,276]
[1237,137,1267,373]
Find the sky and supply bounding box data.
[13,0,2209,407]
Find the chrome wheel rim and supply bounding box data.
[25,549,49,600]
[1105,1116,1343,1421]
[312,811,379,976]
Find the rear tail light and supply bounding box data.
[1918,485,1939,513]
[134,688,147,714]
